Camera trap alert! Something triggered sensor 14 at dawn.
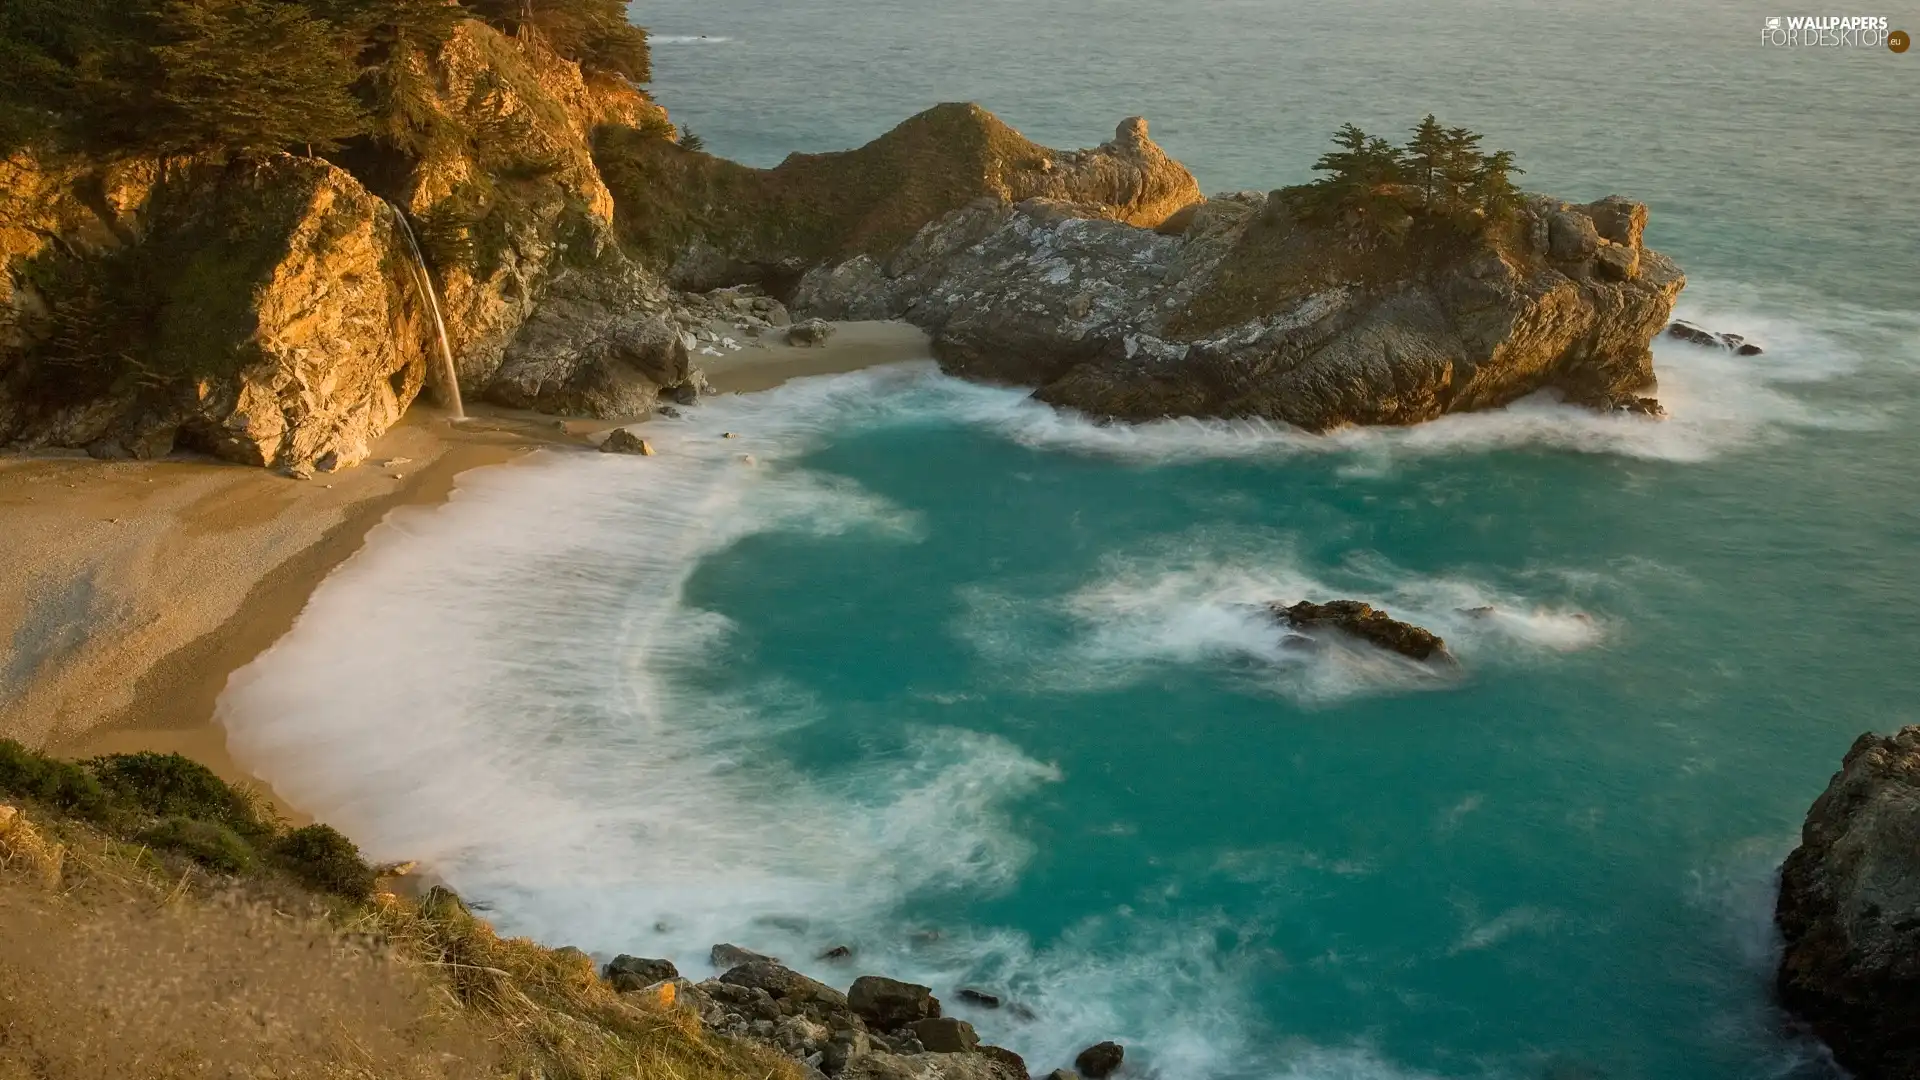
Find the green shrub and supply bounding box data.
[276,824,376,900]
[86,752,269,838]
[0,739,112,820]
[139,816,258,874]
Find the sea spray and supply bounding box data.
[389,204,465,421]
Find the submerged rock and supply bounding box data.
[1075,1041,1125,1079]
[1776,726,1920,1080]
[955,988,1001,1008]
[1270,600,1453,663]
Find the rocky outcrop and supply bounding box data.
[1776,726,1920,1080]
[794,189,1685,430]
[593,104,1202,293]
[0,153,430,471]
[624,953,1039,1080]
[1074,1042,1125,1079]
[1270,600,1453,663]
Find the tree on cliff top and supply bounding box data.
[1296,116,1524,243]
[464,0,651,82]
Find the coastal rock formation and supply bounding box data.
[592,104,1203,293]
[1776,726,1920,1079]
[1271,600,1453,662]
[0,153,429,471]
[1075,1041,1125,1079]
[794,189,1685,429]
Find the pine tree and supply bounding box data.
[465,0,650,82]
[148,0,366,156]
[1469,148,1523,215]
[1405,114,1448,207]
[1435,125,1484,214]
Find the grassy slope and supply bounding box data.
[0,742,801,1080]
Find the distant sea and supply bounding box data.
[220,2,1920,1077]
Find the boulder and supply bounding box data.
[711,943,777,969]
[955,989,1001,1008]
[795,191,1682,431]
[848,975,941,1030]
[1776,726,1920,1080]
[719,961,849,1010]
[1074,1042,1124,1079]
[600,429,653,455]
[1586,195,1649,249]
[486,264,692,418]
[789,319,837,347]
[1045,1072,1081,1080]
[1270,600,1452,663]
[978,1045,1028,1076]
[907,1017,979,1054]
[604,955,679,991]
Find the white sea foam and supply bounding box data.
[960,531,1606,704]
[651,34,736,44]
[214,284,1900,1075]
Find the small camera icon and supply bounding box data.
[1765,16,1781,29]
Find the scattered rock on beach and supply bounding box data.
[600,429,654,455]
[1075,1041,1125,1079]
[1269,600,1452,663]
[788,318,836,347]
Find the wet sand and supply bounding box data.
[0,319,929,818]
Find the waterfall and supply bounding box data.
[389,204,466,421]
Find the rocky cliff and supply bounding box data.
[0,153,429,469]
[1776,726,1920,1080]
[592,105,1203,293]
[794,189,1683,429]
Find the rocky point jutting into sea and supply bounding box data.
[2,16,1683,475]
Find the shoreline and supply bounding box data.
[0,321,930,823]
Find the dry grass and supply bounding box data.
[352,888,805,1080]
[0,800,799,1080]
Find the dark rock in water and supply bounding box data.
[656,404,682,418]
[600,428,654,455]
[956,988,1001,1008]
[1462,605,1497,618]
[1006,1002,1039,1022]
[1075,1041,1125,1079]
[1045,1072,1081,1080]
[710,943,777,970]
[908,1016,980,1053]
[849,975,941,1029]
[1666,320,1764,355]
[817,944,854,962]
[1269,600,1452,663]
[1776,726,1920,1080]
[719,960,847,1008]
[605,955,678,991]
[1665,320,1720,347]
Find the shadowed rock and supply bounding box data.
[1667,319,1763,355]
[1776,726,1920,1080]
[849,975,941,1029]
[1075,1041,1125,1079]
[603,955,677,992]
[1270,600,1452,663]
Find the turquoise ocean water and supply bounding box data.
[220,3,1920,1078]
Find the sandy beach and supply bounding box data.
[0,321,930,815]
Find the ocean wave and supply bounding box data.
[651,34,735,44]
[958,531,1606,704]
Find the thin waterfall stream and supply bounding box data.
[389,204,465,421]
